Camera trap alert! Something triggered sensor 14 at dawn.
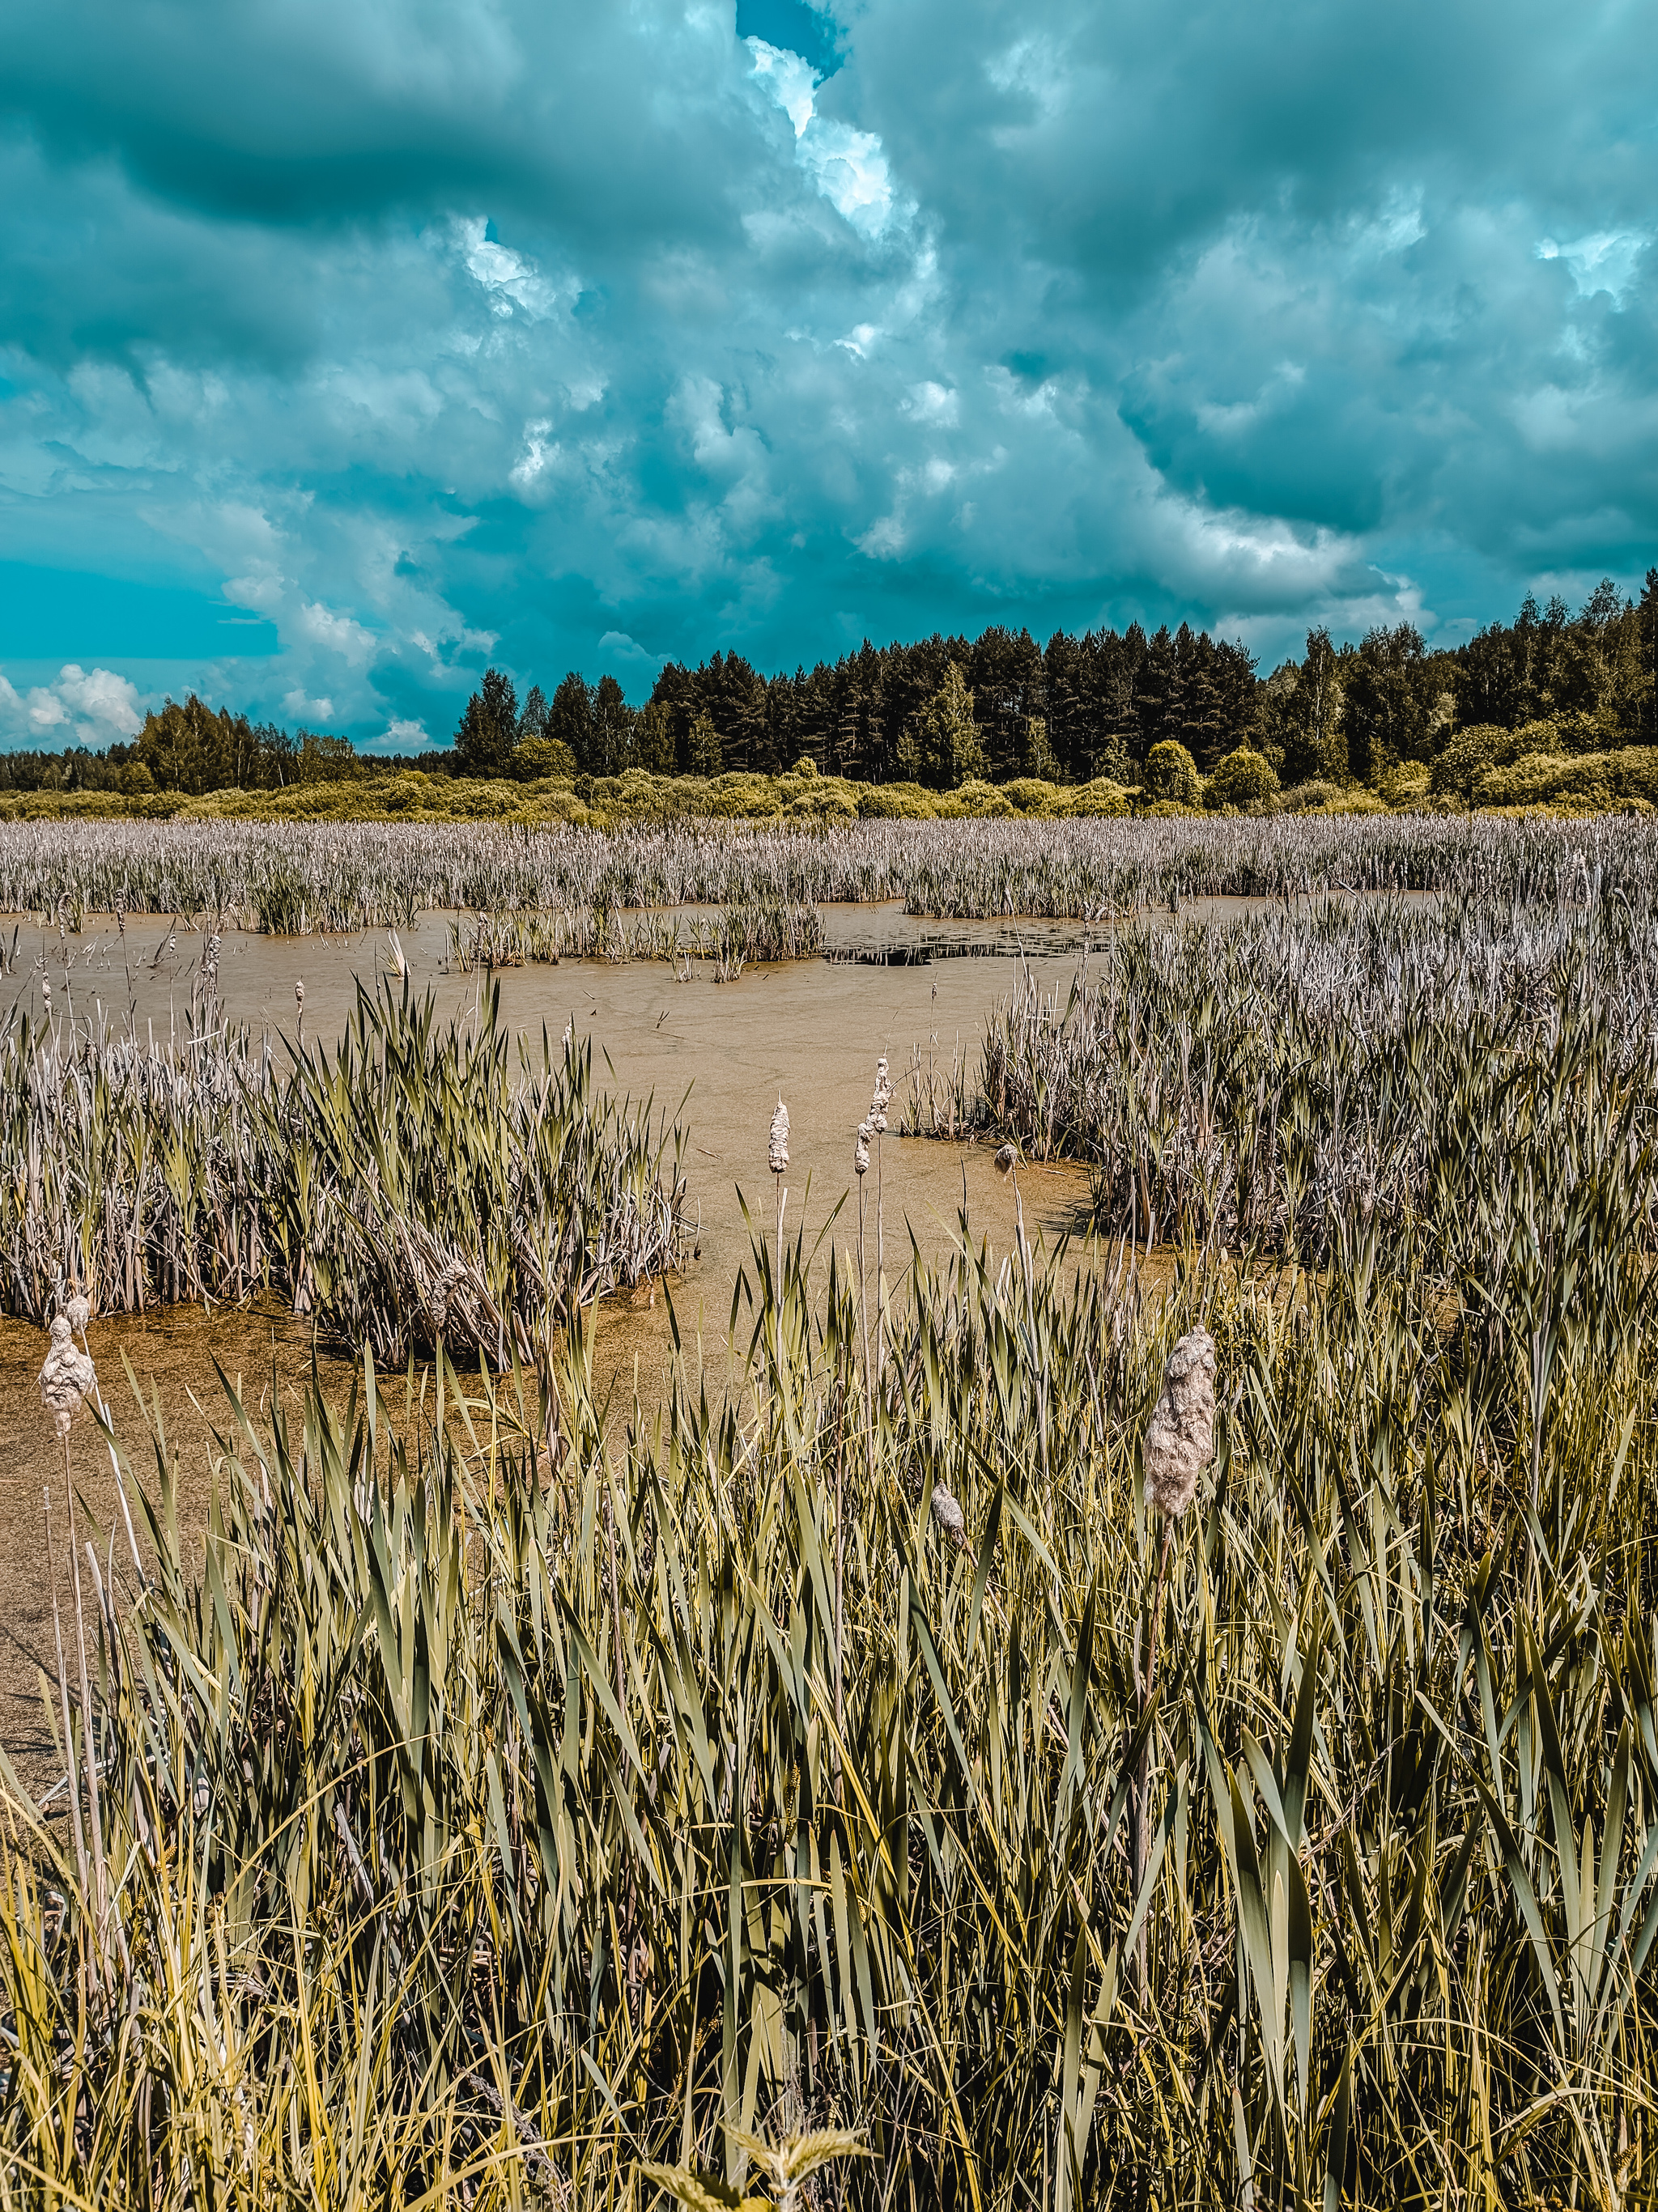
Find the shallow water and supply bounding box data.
[2,907,1124,1780]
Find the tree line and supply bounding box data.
[4,572,1654,796]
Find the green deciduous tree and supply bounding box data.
[632,700,675,775]
[895,664,988,790]
[687,711,723,778]
[1142,738,1202,807]
[1343,624,1439,786]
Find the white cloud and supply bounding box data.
[747,36,899,236]
[283,688,337,722]
[598,630,662,665]
[452,216,559,319]
[1536,230,1649,303]
[0,663,145,746]
[746,40,818,138]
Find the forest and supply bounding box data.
[2,572,1655,800]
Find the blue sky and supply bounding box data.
[1,0,1655,751]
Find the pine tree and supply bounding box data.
[453,668,520,778]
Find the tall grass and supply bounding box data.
[2,813,1656,932]
[445,898,823,973]
[4,1059,1658,2204]
[0,979,687,1356]
[957,893,1658,1274]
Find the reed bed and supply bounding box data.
[446,898,823,973]
[906,893,1658,1276]
[0,979,687,1358]
[4,1114,1657,2207]
[3,813,1656,932]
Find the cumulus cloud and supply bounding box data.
[0,664,145,746]
[0,0,1654,745]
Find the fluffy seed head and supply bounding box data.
[769,1098,789,1174]
[854,1120,872,1176]
[1143,1325,1217,1521]
[65,1293,91,1336]
[995,1142,1018,1177]
[295,979,305,1010]
[39,1316,96,1444]
[931,1483,967,1548]
[868,1057,893,1134]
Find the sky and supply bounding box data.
[1,0,1655,753]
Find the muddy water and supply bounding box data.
[2,908,1119,1782]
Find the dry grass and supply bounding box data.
[2,810,1655,933]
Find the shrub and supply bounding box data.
[1143,740,1202,808]
[1000,778,1065,816]
[1473,747,1658,813]
[784,785,859,825]
[1204,748,1280,812]
[1062,777,1130,818]
[1380,760,1431,807]
[512,734,578,782]
[1310,788,1390,816]
[1277,779,1346,813]
[857,782,937,819]
[942,779,1015,819]
[1432,720,1563,800]
[701,772,782,819]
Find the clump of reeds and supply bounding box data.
[975,889,1658,1272]
[0,981,689,1358]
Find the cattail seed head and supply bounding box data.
[65,1293,91,1336]
[769,1098,789,1174]
[995,1142,1018,1177]
[1143,1325,1216,1522]
[868,1058,893,1134]
[930,1483,967,1548]
[854,1120,872,1175]
[40,979,51,1013]
[295,979,305,1013]
[869,1063,891,1131]
[39,1315,96,1444]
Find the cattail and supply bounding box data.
[41,978,51,1015]
[66,1293,91,1336]
[1132,1321,1215,1998]
[869,1058,891,1134]
[39,1315,95,1442]
[995,1141,1018,1176]
[854,1120,872,1175]
[769,1097,789,1289]
[1143,1325,1216,1521]
[930,1482,967,1549]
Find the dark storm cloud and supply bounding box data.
[1,0,1653,745]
